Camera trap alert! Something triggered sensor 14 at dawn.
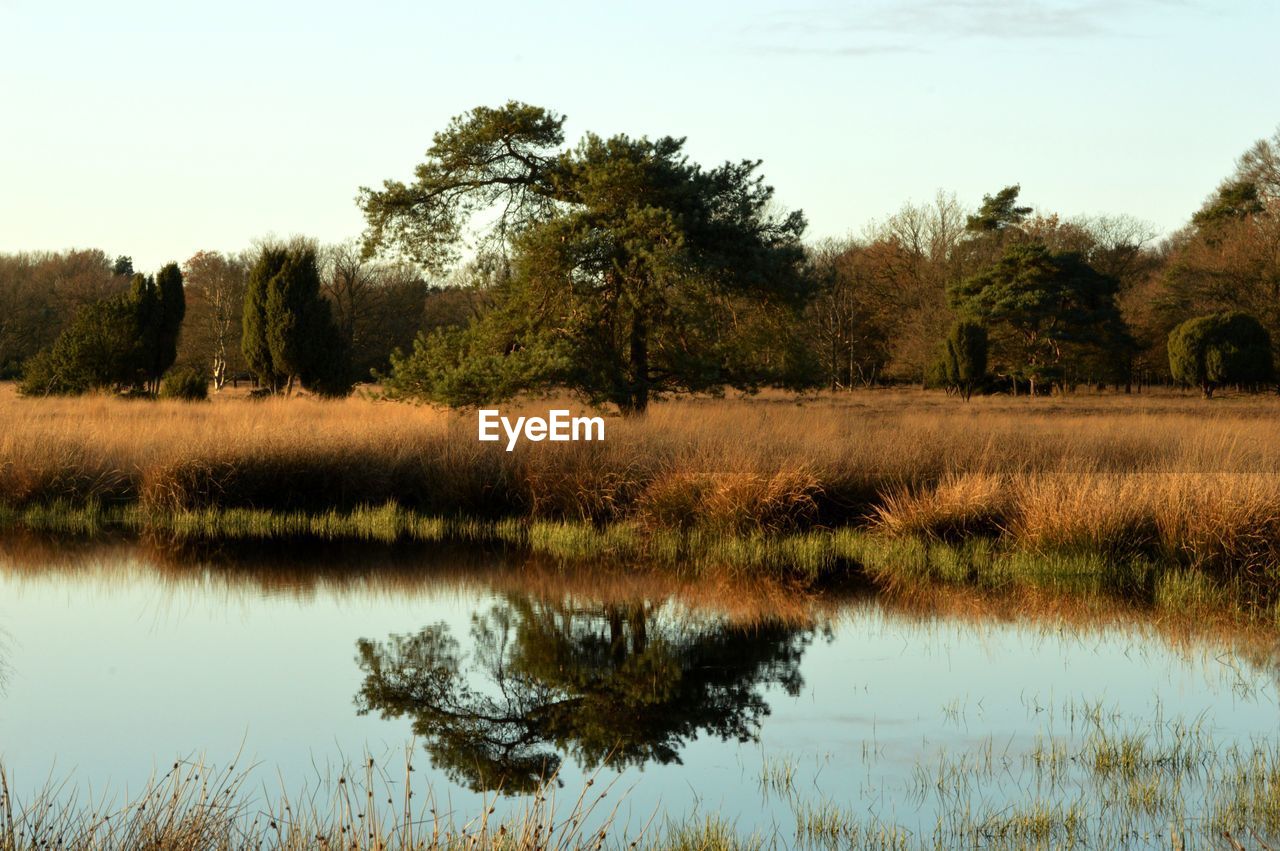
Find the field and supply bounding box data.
[5,382,1280,582]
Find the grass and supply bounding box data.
[0,750,642,851]
[7,700,1280,850]
[9,383,1280,589]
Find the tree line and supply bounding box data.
[3,241,481,397]
[4,103,1278,405]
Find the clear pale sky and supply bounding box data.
[2,0,1277,272]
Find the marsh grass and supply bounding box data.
[8,497,1280,633]
[10,384,1280,605]
[5,385,1280,544]
[12,701,1278,851]
[0,750,643,851]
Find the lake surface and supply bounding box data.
[1,536,1278,846]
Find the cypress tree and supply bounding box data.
[243,243,350,395]
[942,320,988,401]
[129,273,159,390]
[243,247,288,392]
[152,262,185,391]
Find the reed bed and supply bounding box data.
[6,384,1280,579]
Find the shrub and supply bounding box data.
[1168,311,1272,398]
[18,294,143,396]
[941,320,988,401]
[159,366,210,401]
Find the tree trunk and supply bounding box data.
[628,314,649,415]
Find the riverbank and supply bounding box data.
[6,384,1280,583]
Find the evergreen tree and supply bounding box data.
[965,185,1032,234]
[941,320,988,401]
[949,241,1130,395]
[1168,311,1272,398]
[19,293,142,395]
[152,262,185,391]
[242,243,349,395]
[364,102,812,414]
[243,247,287,392]
[129,273,160,388]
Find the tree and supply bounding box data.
[242,242,349,395]
[949,241,1130,396]
[355,596,812,794]
[320,241,430,382]
[1167,311,1272,398]
[152,263,186,389]
[864,192,970,384]
[363,102,813,414]
[0,249,126,378]
[965,185,1032,234]
[940,320,988,401]
[1191,180,1265,230]
[182,251,248,390]
[242,248,286,392]
[803,239,895,390]
[19,291,144,395]
[1156,136,1280,373]
[121,266,185,394]
[111,255,134,277]
[1236,125,1280,208]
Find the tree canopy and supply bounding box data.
[1168,311,1272,398]
[19,263,184,396]
[949,241,1130,395]
[363,102,814,413]
[354,596,812,793]
[242,243,350,395]
[939,320,988,401]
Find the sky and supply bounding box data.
[1,0,1277,273]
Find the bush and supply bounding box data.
[1168,311,1272,398]
[18,294,143,396]
[942,320,988,401]
[159,366,210,401]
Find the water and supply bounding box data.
[0,535,1278,845]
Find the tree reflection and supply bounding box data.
[354,596,814,793]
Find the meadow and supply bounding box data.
[5,382,1280,588]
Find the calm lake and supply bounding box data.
[1,536,1277,846]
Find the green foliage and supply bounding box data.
[159,365,209,401]
[358,101,565,273]
[365,102,813,413]
[354,599,811,793]
[111,255,133,277]
[116,265,187,393]
[965,185,1032,233]
[153,262,186,386]
[242,248,286,391]
[1167,311,1272,397]
[18,284,154,396]
[383,323,569,406]
[242,244,350,395]
[1191,180,1265,230]
[940,320,988,400]
[949,241,1130,394]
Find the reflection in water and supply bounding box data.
[355,597,816,793]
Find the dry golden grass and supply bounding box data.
[5,382,1280,572]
